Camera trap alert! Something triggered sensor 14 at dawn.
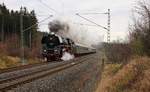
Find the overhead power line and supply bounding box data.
[78,12,108,15]
[20,14,53,64]
[38,0,59,14]
[76,13,108,30]
[23,15,53,32]
[76,9,111,42]
[73,22,100,27]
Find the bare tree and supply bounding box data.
[129,0,150,56]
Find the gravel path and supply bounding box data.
[4,52,102,92]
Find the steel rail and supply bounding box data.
[0,55,90,91]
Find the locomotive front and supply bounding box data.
[41,33,62,61]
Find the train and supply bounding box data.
[41,32,96,62]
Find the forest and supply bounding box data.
[0,3,44,59]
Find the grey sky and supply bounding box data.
[0,0,137,42]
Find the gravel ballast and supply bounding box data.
[6,52,102,92]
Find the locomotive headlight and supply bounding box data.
[54,49,58,52]
[43,50,47,52]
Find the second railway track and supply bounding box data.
[0,54,92,92]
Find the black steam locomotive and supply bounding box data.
[41,33,96,62]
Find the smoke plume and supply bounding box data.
[48,20,70,37]
[48,19,103,47]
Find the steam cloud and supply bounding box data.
[61,52,74,61]
[48,19,103,47]
[48,20,70,37]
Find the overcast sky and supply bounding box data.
[0,0,137,42]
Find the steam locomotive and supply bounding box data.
[41,33,96,62]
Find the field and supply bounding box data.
[96,57,150,92]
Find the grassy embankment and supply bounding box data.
[0,55,40,70]
[96,57,150,92]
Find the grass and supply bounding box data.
[96,57,150,92]
[0,55,41,70]
[0,56,21,69]
[103,64,122,77]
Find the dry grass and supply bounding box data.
[0,55,41,70]
[96,63,122,92]
[0,56,21,69]
[96,57,150,92]
[27,58,41,64]
[103,64,122,77]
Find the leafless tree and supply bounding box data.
[129,0,150,56]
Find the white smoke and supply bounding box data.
[48,17,103,47]
[61,52,74,61]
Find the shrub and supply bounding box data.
[103,42,132,64]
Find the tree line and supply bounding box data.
[0,3,38,48]
[0,3,46,58]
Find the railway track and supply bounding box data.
[0,54,91,92]
[0,52,94,74]
[0,62,48,74]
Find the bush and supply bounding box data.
[103,42,132,64]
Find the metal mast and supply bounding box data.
[1,16,4,42]
[29,30,32,48]
[107,9,111,42]
[20,7,25,65]
[0,10,4,42]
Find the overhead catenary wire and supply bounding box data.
[20,14,52,64]
[38,0,60,14]
[76,9,111,42]
[76,13,108,30]
[73,22,101,27]
[36,14,52,17]
[78,12,108,15]
[17,0,54,64]
[23,15,53,32]
[18,0,53,17]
